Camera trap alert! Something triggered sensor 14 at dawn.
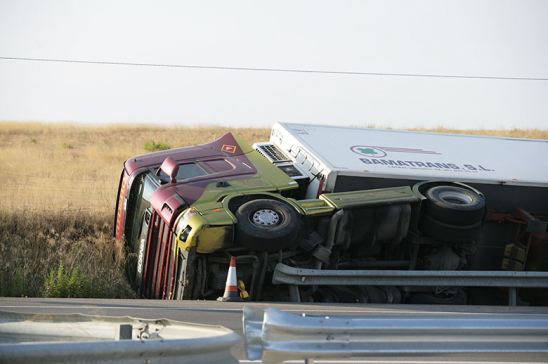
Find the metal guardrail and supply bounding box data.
[243,306,548,364]
[273,263,548,305]
[272,263,548,288]
[0,311,240,363]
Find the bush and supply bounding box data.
[61,142,74,149]
[43,263,90,298]
[144,140,171,152]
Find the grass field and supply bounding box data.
[0,122,546,298]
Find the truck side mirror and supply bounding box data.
[158,157,179,184]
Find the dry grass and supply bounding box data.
[412,127,548,139]
[0,122,545,297]
[0,210,134,297]
[0,122,269,215]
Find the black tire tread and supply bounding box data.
[424,185,485,225]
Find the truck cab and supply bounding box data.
[115,133,302,298]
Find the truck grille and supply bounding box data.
[254,143,290,163]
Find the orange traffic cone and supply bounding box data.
[217,256,243,302]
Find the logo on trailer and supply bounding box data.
[352,145,494,172]
[351,146,387,158]
[221,144,237,154]
[351,145,441,158]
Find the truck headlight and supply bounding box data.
[179,225,192,242]
[175,208,199,235]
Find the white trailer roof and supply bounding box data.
[271,122,548,187]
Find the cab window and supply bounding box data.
[159,162,207,183]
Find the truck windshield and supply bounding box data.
[126,173,157,252]
[158,162,208,183]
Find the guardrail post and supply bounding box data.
[116,324,133,340]
[509,287,517,306]
[288,285,301,302]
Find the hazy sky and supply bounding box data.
[1,0,547,129]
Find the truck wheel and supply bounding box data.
[424,185,485,225]
[236,199,300,251]
[420,214,482,243]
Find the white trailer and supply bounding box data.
[268,122,548,213]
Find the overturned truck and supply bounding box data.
[114,123,548,305]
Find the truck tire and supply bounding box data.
[236,199,300,251]
[424,185,485,225]
[420,214,482,243]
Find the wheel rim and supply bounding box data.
[252,209,280,226]
[438,190,473,205]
